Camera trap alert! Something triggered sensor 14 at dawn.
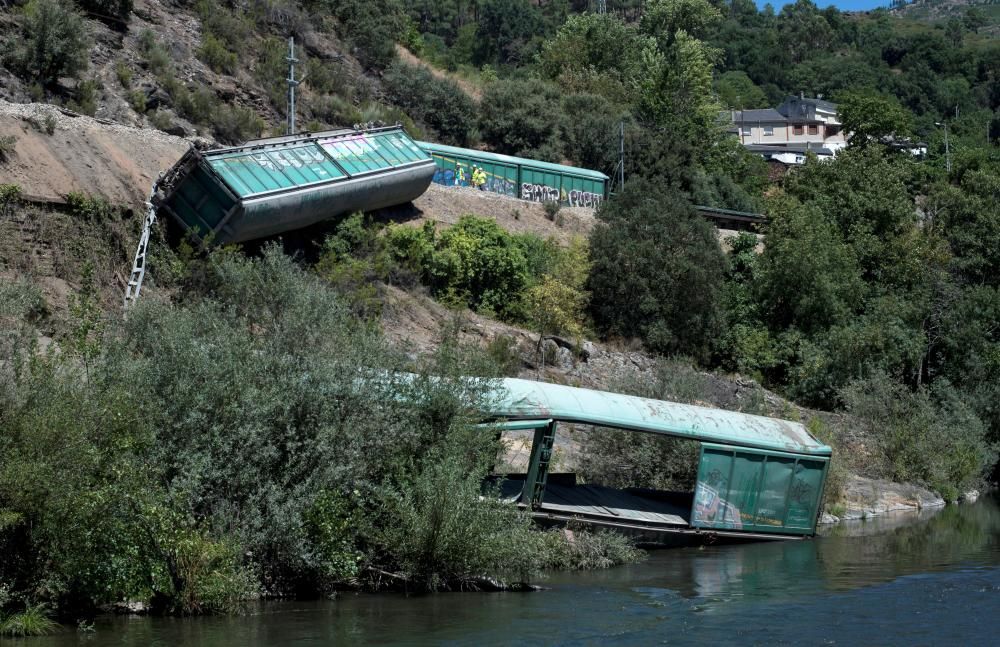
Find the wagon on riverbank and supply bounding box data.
[487,378,832,544]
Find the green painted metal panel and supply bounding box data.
[692,446,742,530]
[207,144,347,198]
[490,378,832,456]
[785,460,826,530]
[157,127,435,244]
[416,141,609,182]
[691,443,827,535]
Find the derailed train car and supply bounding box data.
[487,378,832,543]
[153,126,436,244]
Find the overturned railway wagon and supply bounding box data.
[417,141,609,208]
[154,126,436,244]
[487,378,832,543]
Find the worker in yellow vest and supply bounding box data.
[474,166,486,191]
[456,165,466,186]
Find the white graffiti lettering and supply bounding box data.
[568,190,603,208]
[520,183,560,203]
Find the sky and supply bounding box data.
[758,0,890,11]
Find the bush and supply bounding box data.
[66,191,116,220]
[383,61,476,146]
[534,527,643,571]
[588,178,726,361]
[198,33,238,74]
[0,136,16,162]
[18,0,89,86]
[213,103,265,144]
[841,372,995,495]
[128,88,147,113]
[373,458,538,590]
[385,216,532,320]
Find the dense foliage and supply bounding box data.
[0,248,636,621]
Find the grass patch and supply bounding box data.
[0,607,59,637]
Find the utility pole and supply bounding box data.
[618,119,625,190]
[286,36,299,136]
[597,0,607,14]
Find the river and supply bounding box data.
[30,494,1000,645]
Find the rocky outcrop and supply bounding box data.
[819,474,945,524]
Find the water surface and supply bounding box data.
[31,495,1000,645]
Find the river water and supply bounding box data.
[32,494,1000,645]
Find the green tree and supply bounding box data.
[641,0,722,45]
[17,0,89,86]
[330,0,406,69]
[537,12,656,103]
[473,0,544,66]
[478,78,565,160]
[756,200,863,335]
[525,237,590,347]
[638,30,720,143]
[588,179,726,360]
[837,90,912,147]
[714,70,769,109]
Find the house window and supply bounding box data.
[763,126,774,136]
[808,125,819,135]
[827,125,841,137]
[741,125,752,136]
[793,125,804,135]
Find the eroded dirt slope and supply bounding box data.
[0,101,190,208]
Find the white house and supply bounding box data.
[725,95,848,165]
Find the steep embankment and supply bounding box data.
[0,106,949,523]
[0,101,189,207]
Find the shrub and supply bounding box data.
[198,33,238,74]
[385,216,532,320]
[194,0,251,56]
[534,527,643,570]
[213,103,265,144]
[0,136,16,162]
[128,88,147,113]
[18,0,89,86]
[115,61,132,88]
[542,200,560,221]
[372,457,538,590]
[67,78,99,116]
[841,372,995,494]
[66,191,116,220]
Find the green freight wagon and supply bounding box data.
[417,141,608,208]
[154,126,436,244]
[486,378,832,542]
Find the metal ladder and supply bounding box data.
[123,185,158,309]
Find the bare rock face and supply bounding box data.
[837,474,945,520]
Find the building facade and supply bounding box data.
[726,95,847,165]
